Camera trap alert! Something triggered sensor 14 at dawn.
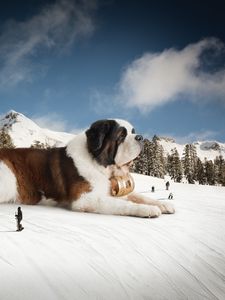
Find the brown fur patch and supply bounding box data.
[0,147,91,205]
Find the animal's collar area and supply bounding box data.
[110,174,135,197]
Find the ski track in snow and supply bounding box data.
[1,174,225,300]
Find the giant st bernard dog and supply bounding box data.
[0,119,174,217]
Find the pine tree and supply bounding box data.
[131,136,166,179]
[131,139,149,175]
[166,153,173,176]
[0,129,15,148]
[214,162,219,185]
[196,157,206,185]
[221,163,225,186]
[152,134,160,143]
[150,137,166,178]
[191,144,198,181]
[31,140,51,149]
[167,148,183,182]
[204,159,215,185]
[182,144,197,184]
[214,156,225,185]
[31,140,45,149]
[182,144,193,183]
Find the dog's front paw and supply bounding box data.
[137,205,161,218]
[148,205,162,218]
[159,202,175,214]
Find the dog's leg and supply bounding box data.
[127,193,175,214]
[0,162,18,203]
[71,193,161,218]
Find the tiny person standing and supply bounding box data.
[166,181,170,190]
[15,207,24,232]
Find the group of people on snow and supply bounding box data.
[151,181,173,200]
[13,181,173,231]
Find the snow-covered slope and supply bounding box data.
[159,136,225,160]
[1,174,225,300]
[0,110,74,147]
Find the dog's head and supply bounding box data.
[85,119,143,167]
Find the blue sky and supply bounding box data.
[0,0,225,142]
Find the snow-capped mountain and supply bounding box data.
[158,136,225,160]
[0,110,74,147]
[0,110,224,161]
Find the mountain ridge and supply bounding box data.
[0,110,74,147]
[0,110,224,160]
[157,136,225,160]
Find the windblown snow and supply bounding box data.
[1,174,225,300]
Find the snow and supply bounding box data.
[0,111,74,147]
[195,141,225,161]
[159,137,185,158]
[1,110,225,161]
[1,174,225,300]
[159,137,225,161]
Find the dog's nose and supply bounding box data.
[135,135,143,142]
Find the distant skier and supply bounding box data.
[15,207,24,232]
[168,193,173,200]
[151,186,155,192]
[166,181,170,190]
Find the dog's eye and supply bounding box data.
[131,128,135,134]
[120,132,126,139]
[118,128,127,141]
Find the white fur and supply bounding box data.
[71,193,162,217]
[115,134,142,166]
[66,133,110,196]
[114,119,142,166]
[128,192,175,214]
[115,119,134,133]
[38,197,57,207]
[66,132,162,218]
[0,161,18,203]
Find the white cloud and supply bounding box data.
[0,0,97,87]
[32,112,84,134]
[32,113,68,132]
[69,127,86,135]
[117,38,225,112]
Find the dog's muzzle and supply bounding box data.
[110,174,135,197]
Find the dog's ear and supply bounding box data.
[86,120,112,151]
